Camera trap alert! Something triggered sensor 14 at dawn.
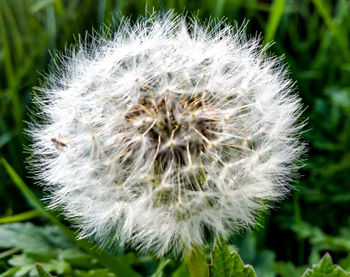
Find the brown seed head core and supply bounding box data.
[124,93,220,173]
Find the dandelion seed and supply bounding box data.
[29,12,305,258]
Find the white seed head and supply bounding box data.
[29,13,305,257]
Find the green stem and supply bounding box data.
[185,247,209,277]
[0,210,41,224]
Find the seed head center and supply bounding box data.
[124,93,219,170]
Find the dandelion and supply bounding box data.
[29,13,304,258]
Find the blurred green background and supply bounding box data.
[0,0,349,276]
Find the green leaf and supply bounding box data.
[339,254,350,272]
[73,269,116,277]
[211,236,234,276]
[185,247,209,277]
[211,235,257,277]
[0,222,141,277]
[264,0,286,42]
[151,259,171,277]
[0,210,41,224]
[0,223,73,253]
[302,253,350,277]
[273,261,307,277]
[0,159,57,224]
[0,268,20,277]
[8,252,71,276]
[231,232,275,276]
[215,0,226,17]
[172,264,190,277]
[60,248,98,269]
[232,252,256,277]
[0,247,20,259]
[35,263,54,277]
[311,0,349,57]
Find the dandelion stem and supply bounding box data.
[185,247,209,277]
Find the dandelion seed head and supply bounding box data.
[29,12,305,257]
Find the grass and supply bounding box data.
[0,0,349,276]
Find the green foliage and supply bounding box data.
[0,223,73,253]
[0,211,41,225]
[0,222,190,276]
[0,159,142,277]
[35,263,54,277]
[264,0,286,42]
[0,223,115,276]
[185,248,209,277]
[209,238,350,276]
[210,235,256,277]
[230,232,276,276]
[171,264,190,277]
[273,261,307,277]
[0,0,349,276]
[150,259,171,277]
[302,253,350,277]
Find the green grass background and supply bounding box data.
[0,0,349,276]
